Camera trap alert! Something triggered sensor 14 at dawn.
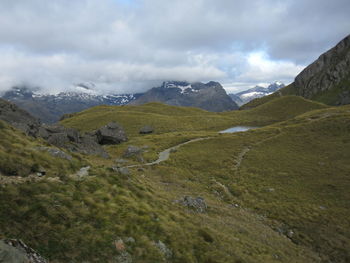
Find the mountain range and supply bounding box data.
[229,82,285,106]
[2,86,143,123]
[2,81,239,123]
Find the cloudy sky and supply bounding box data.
[0,0,349,94]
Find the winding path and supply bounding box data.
[233,130,282,172]
[125,137,211,168]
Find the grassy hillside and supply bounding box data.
[223,95,327,125]
[0,100,348,262]
[0,120,84,178]
[61,97,327,137]
[151,104,350,262]
[61,103,234,137]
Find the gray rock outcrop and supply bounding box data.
[39,124,109,158]
[0,98,128,159]
[294,34,350,105]
[0,98,41,137]
[35,147,73,160]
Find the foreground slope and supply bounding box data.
[0,120,83,178]
[155,105,350,262]
[1,98,348,262]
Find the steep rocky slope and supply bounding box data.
[293,34,350,105]
[0,98,41,137]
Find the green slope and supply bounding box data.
[240,84,297,110]
[0,120,84,178]
[1,100,348,262]
[61,96,327,136]
[157,104,350,262]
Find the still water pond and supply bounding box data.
[219,126,257,133]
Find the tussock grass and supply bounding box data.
[0,120,83,177]
[0,98,348,262]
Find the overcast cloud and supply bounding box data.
[0,0,349,94]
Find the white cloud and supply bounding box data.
[0,49,226,94]
[0,0,348,94]
[237,51,304,83]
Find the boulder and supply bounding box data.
[0,240,28,263]
[139,125,154,134]
[0,239,47,263]
[181,196,207,213]
[37,127,49,139]
[154,240,172,259]
[46,133,70,147]
[96,122,127,145]
[77,135,109,158]
[114,251,132,263]
[122,146,144,162]
[75,166,90,178]
[35,147,73,161]
[36,166,46,177]
[113,167,130,176]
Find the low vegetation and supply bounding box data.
[61,96,327,136]
[0,97,349,262]
[0,120,84,177]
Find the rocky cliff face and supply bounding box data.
[130,81,238,112]
[294,34,350,105]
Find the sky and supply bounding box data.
[0,0,349,94]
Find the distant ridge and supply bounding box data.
[130,81,239,112]
[2,87,143,123]
[229,81,285,106]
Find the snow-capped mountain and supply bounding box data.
[229,81,285,106]
[2,87,143,123]
[130,81,238,112]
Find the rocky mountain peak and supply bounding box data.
[130,80,238,112]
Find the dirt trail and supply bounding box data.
[125,137,211,168]
[233,131,282,172]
